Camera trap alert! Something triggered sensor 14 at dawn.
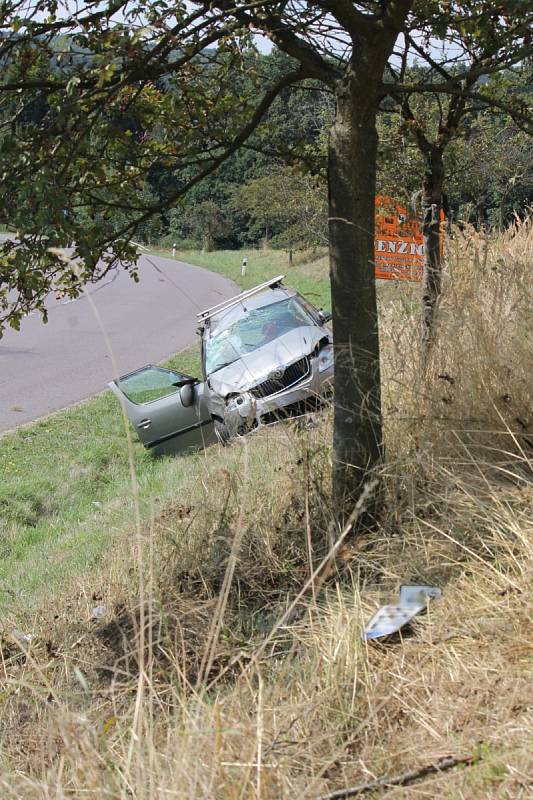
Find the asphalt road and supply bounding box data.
[0,240,237,433]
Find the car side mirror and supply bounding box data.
[180,383,195,408]
[318,309,332,324]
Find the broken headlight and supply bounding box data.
[223,392,257,436]
[317,344,334,372]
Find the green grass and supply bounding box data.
[151,246,332,310]
[152,244,411,311]
[0,251,328,609]
[0,345,204,607]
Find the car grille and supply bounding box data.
[251,356,310,399]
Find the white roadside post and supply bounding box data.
[241,256,247,277]
[172,243,177,257]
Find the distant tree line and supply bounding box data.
[123,56,532,252]
[1,41,530,256]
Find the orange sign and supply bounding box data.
[374,195,444,282]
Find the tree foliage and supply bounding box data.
[229,166,327,252]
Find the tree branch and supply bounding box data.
[437,75,476,148]
[318,754,479,800]
[314,0,371,38]
[399,95,432,158]
[386,84,532,134]
[213,1,341,85]
[406,33,452,81]
[100,66,312,244]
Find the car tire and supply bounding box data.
[214,419,231,445]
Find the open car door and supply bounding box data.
[109,365,217,456]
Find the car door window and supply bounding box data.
[110,366,216,455]
[118,366,193,405]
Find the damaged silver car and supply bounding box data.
[109,275,333,455]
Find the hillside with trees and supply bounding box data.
[133,62,533,252]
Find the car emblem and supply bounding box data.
[268,367,285,381]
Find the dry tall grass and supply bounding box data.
[381,217,532,456]
[1,221,531,798]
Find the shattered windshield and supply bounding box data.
[205,297,314,375]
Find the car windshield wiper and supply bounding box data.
[210,358,239,373]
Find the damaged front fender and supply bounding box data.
[223,392,257,437]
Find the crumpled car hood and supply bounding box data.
[208,325,326,397]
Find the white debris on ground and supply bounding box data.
[89,605,108,621]
[362,585,442,641]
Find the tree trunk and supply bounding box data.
[202,232,213,253]
[498,200,505,232]
[328,72,382,511]
[421,146,444,350]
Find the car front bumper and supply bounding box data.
[215,355,333,434]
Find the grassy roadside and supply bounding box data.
[0,250,329,609]
[151,243,412,313]
[0,347,194,606]
[151,245,332,309]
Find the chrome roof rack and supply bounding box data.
[196,275,286,323]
